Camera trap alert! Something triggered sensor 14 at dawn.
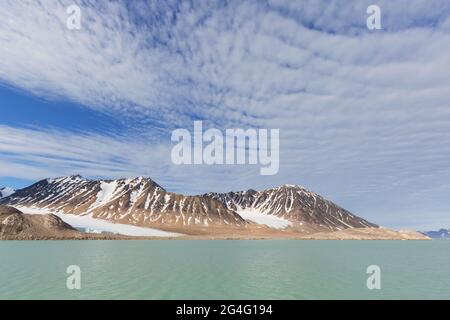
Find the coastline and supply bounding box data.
[1,205,430,241]
[0,228,430,241]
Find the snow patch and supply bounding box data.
[16,206,182,237]
[236,208,291,229]
[89,181,117,210]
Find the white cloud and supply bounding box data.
[0,124,272,194]
[0,1,447,125]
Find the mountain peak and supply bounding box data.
[422,228,450,238]
[261,184,312,195]
[47,175,164,188]
[277,184,308,190]
[207,184,377,231]
[1,175,245,228]
[1,176,378,233]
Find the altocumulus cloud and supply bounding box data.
[0,0,450,228]
[0,125,265,196]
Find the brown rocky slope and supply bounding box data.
[0,205,135,240]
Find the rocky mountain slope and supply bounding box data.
[206,185,377,232]
[0,205,155,240]
[0,176,246,229]
[0,205,79,239]
[0,176,430,240]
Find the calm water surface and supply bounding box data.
[0,240,449,299]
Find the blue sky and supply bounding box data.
[1,0,450,229]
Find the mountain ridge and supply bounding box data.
[0,176,246,228]
[421,228,450,239]
[1,175,377,233]
[206,184,377,232]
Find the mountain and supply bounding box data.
[0,176,429,240]
[0,205,136,240]
[206,184,377,232]
[421,229,450,239]
[0,176,246,229]
[0,205,78,239]
[0,187,15,199]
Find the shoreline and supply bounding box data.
[1,205,430,241]
[1,231,431,241]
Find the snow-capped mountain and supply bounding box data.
[206,184,377,232]
[421,229,450,239]
[0,176,246,228]
[0,176,378,232]
[0,187,15,199]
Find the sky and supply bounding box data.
[0,0,450,229]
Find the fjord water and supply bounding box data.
[0,240,449,300]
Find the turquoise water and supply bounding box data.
[0,240,449,300]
